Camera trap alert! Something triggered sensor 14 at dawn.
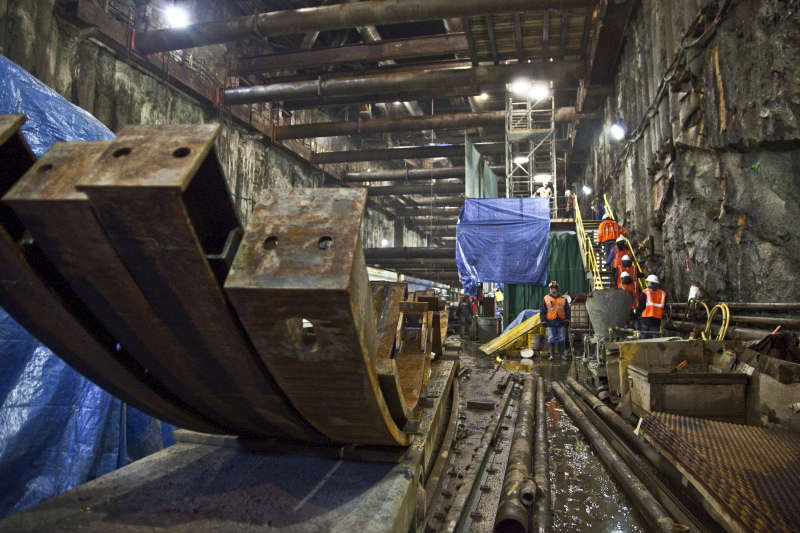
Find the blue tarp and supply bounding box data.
[501,309,541,335]
[456,198,550,297]
[0,54,174,518]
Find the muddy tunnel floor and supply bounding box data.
[427,338,645,532]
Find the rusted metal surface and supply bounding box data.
[495,374,537,533]
[76,124,324,442]
[224,188,409,445]
[372,281,407,359]
[533,376,551,532]
[0,116,220,433]
[6,141,243,434]
[642,413,800,532]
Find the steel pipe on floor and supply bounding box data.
[276,111,504,139]
[533,376,550,533]
[552,382,676,533]
[495,374,537,533]
[364,247,454,260]
[667,319,798,340]
[134,0,592,54]
[668,302,800,311]
[224,62,582,105]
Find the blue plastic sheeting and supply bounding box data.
[0,54,174,518]
[501,309,541,335]
[456,198,550,297]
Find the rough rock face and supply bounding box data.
[583,0,800,302]
[0,0,428,248]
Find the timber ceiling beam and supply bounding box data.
[133,0,593,54]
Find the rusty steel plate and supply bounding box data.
[372,281,407,359]
[76,124,324,442]
[224,188,410,445]
[642,412,800,532]
[0,116,220,432]
[6,141,239,434]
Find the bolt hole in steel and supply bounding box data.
[112,147,132,158]
[299,318,319,353]
[172,147,191,158]
[318,236,333,250]
[263,235,278,250]
[38,164,53,174]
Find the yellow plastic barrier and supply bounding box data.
[479,313,541,355]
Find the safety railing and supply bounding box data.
[574,198,604,291]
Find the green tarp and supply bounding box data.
[464,135,499,198]
[504,232,590,321]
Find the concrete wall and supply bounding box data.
[0,0,427,246]
[582,0,800,302]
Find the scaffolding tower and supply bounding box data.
[504,83,558,216]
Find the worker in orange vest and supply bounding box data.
[540,280,571,360]
[597,214,627,263]
[564,189,576,219]
[606,235,631,280]
[617,254,642,289]
[636,274,666,338]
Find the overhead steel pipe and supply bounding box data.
[495,375,537,533]
[313,142,504,163]
[367,183,466,196]
[364,247,454,260]
[224,62,582,105]
[552,383,676,533]
[134,0,592,54]
[238,34,469,75]
[277,111,504,139]
[345,166,503,182]
[393,207,461,217]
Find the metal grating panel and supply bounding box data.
[641,413,800,532]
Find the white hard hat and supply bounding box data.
[621,255,631,261]
[646,274,660,284]
[565,189,571,195]
[615,235,626,243]
[602,213,611,220]
[620,271,631,278]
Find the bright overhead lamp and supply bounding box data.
[380,238,389,247]
[529,83,550,100]
[609,121,626,141]
[513,155,528,165]
[164,5,190,28]
[510,78,532,97]
[478,92,489,101]
[533,174,551,183]
[582,185,593,195]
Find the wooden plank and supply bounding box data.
[6,141,243,434]
[0,116,219,432]
[76,124,324,442]
[224,188,409,445]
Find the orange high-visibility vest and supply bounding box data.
[642,288,666,318]
[597,220,627,243]
[544,295,566,320]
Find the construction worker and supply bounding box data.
[616,253,642,287]
[606,235,630,280]
[636,275,666,338]
[564,189,576,218]
[597,214,627,263]
[540,281,570,360]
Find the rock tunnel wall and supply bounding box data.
[583,0,800,302]
[0,0,428,249]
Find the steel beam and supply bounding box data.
[238,34,469,74]
[314,142,503,164]
[365,247,455,260]
[224,62,583,105]
[277,111,504,140]
[367,183,466,196]
[393,207,461,217]
[134,0,592,54]
[345,166,503,181]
